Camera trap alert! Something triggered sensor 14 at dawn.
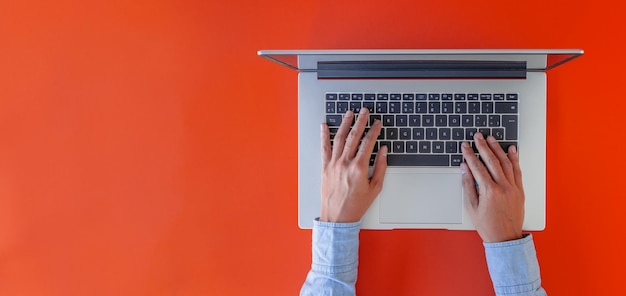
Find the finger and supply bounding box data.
[486,135,515,184]
[461,141,494,187]
[508,145,524,187]
[321,123,331,168]
[331,110,354,160]
[473,132,507,184]
[460,162,479,211]
[343,108,370,159]
[356,118,381,165]
[369,145,388,193]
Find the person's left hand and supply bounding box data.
[319,108,388,223]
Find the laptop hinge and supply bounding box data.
[317,60,527,79]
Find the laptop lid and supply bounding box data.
[258,49,584,73]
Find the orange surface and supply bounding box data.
[0,0,625,295]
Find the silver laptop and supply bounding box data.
[258,49,583,230]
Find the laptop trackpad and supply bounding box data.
[379,172,462,224]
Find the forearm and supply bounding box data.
[300,219,361,296]
[484,234,547,296]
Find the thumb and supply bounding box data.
[461,162,478,211]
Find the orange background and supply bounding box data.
[0,0,624,295]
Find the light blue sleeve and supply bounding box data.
[300,218,361,296]
[484,234,547,296]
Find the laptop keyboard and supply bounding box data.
[325,92,519,167]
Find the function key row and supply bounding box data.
[326,93,518,101]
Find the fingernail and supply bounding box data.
[487,135,496,143]
[511,145,517,154]
[359,107,367,114]
[475,132,484,140]
[381,145,388,156]
[320,123,326,131]
[462,142,470,148]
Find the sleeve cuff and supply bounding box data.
[484,234,543,295]
[311,218,361,275]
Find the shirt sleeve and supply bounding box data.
[300,218,361,296]
[484,234,547,296]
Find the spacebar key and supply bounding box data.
[387,155,450,166]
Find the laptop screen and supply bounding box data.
[258,49,583,72]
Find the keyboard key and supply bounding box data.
[468,102,481,113]
[451,155,463,166]
[492,128,504,140]
[351,94,363,100]
[383,115,394,126]
[380,141,391,151]
[387,154,450,166]
[403,94,415,100]
[462,115,473,127]
[478,128,491,137]
[363,101,374,113]
[498,141,518,152]
[466,128,477,140]
[482,102,494,113]
[468,94,479,100]
[480,94,492,100]
[369,114,381,126]
[429,93,440,100]
[426,128,437,140]
[409,115,421,126]
[439,128,451,140]
[455,102,467,113]
[373,142,379,152]
[399,128,411,140]
[377,94,389,100]
[416,93,427,100]
[326,102,336,113]
[488,115,501,127]
[419,141,431,153]
[442,102,454,113]
[433,141,445,153]
[452,128,464,140]
[326,115,343,126]
[406,141,418,153]
[475,115,487,127]
[495,102,518,113]
[350,102,362,112]
[364,93,376,100]
[402,102,414,113]
[494,94,505,100]
[506,94,518,100]
[396,115,408,126]
[390,94,402,100]
[412,128,425,140]
[446,141,458,153]
[442,94,453,100]
[389,102,401,113]
[422,115,434,126]
[329,128,338,139]
[393,141,405,153]
[386,128,398,140]
[502,115,518,140]
[378,128,384,140]
[415,102,428,113]
[429,102,441,113]
[449,115,461,127]
[337,102,348,113]
[326,93,338,100]
[454,94,466,100]
[375,102,388,113]
[435,115,447,127]
[339,93,350,100]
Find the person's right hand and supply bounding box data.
[460,132,525,243]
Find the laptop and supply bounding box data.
[258,49,583,230]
